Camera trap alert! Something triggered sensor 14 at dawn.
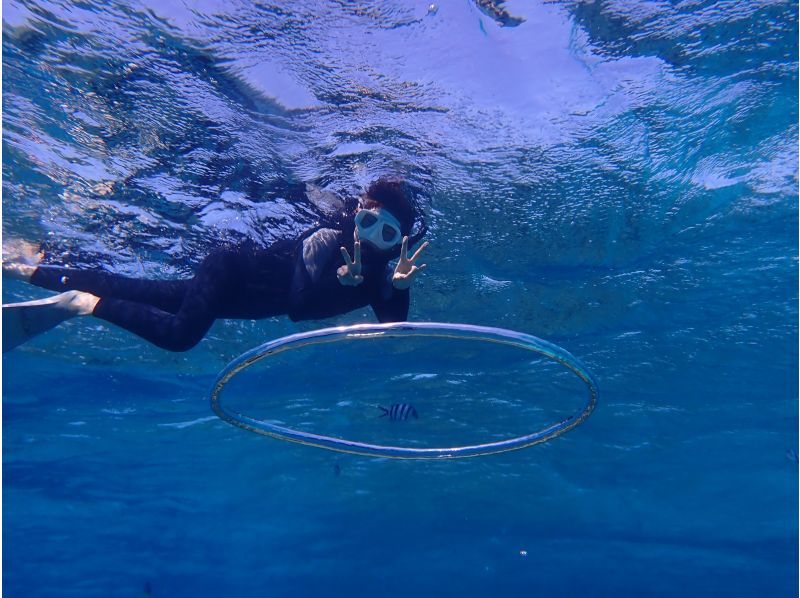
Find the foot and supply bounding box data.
[56,290,100,316]
[3,290,99,353]
[3,290,99,316]
[3,239,43,282]
[3,262,37,282]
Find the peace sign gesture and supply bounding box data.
[337,228,364,286]
[392,236,429,290]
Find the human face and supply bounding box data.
[355,207,402,250]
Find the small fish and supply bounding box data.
[379,403,418,421]
[787,449,798,464]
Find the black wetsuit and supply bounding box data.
[29,227,409,352]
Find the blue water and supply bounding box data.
[3,0,797,595]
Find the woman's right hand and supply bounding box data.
[338,228,364,286]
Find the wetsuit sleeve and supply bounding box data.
[370,267,410,323]
[287,228,341,320]
[287,228,410,323]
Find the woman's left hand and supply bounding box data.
[392,237,429,290]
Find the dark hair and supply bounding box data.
[364,177,415,235]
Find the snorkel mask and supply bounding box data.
[355,208,403,251]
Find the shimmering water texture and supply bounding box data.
[3,1,797,597]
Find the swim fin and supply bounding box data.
[2,293,78,353]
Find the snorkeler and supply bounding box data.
[2,177,428,353]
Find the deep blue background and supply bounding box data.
[3,0,797,595]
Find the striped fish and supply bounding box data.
[378,403,418,421]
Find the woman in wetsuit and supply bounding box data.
[2,178,428,352]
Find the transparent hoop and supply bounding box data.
[210,322,599,459]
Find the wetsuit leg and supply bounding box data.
[32,250,244,352]
[30,267,188,314]
[90,250,245,352]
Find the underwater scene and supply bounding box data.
[2,0,797,596]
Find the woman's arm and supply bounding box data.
[287,228,342,319]
[370,268,410,322]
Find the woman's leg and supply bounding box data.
[90,250,243,352]
[28,266,190,314]
[4,248,244,352]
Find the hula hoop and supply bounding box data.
[210,322,598,459]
